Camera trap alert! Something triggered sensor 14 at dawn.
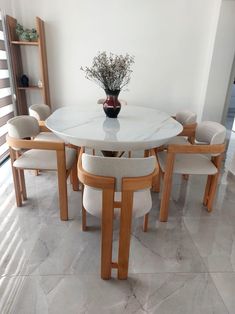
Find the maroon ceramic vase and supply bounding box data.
[103,89,121,118]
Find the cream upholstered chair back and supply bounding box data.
[29,104,51,121]
[82,153,155,192]
[82,153,156,219]
[175,110,197,125]
[195,121,226,145]
[7,116,40,139]
[29,104,63,143]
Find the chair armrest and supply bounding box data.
[6,135,65,151]
[167,143,225,154]
[38,120,52,132]
[178,123,197,137]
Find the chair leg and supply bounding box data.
[12,166,22,207]
[153,168,161,193]
[70,161,79,191]
[153,154,162,193]
[159,153,175,222]
[18,169,27,201]
[82,206,87,231]
[57,151,68,221]
[207,174,219,212]
[118,191,133,280]
[101,189,114,280]
[206,156,223,212]
[9,149,22,207]
[81,185,87,231]
[143,213,149,232]
[203,175,212,206]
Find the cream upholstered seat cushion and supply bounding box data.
[13,147,76,170]
[34,132,64,142]
[83,187,152,219]
[158,151,218,175]
[165,136,191,146]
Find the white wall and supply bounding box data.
[0,0,13,15]
[202,0,235,123]
[10,0,223,118]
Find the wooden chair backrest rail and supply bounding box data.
[6,134,65,151]
[167,143,225,154]
[38,120,52,132]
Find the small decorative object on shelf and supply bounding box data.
[38,80,43,88]
[20,74,29,87]
[16,23,38,42]
[81,51,134,118]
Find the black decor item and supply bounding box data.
[20,74,29,87]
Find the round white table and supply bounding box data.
[45,105,183,150]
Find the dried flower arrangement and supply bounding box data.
[81,52,134,92]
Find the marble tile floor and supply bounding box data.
[1,145,235,313]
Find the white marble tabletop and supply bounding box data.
[45,105,183,151]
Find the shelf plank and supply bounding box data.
[11,41,39,46]
[17,86,42,90]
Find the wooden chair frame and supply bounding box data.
[38,120,51,131]
[6,129,79,221]
[158,143,225,222]
[77,147,158,280]
[171,114,197,143]
[177,122,197,144]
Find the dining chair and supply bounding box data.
[29,104,61,141]
[29,104,51,120]
[6,115,79,221]
[169,110,197,145]
[77,147,158,280]
[29,104,67,176]
[156,121,226,222]
[153,110,197,184]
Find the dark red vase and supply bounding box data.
[103,89,121,118]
